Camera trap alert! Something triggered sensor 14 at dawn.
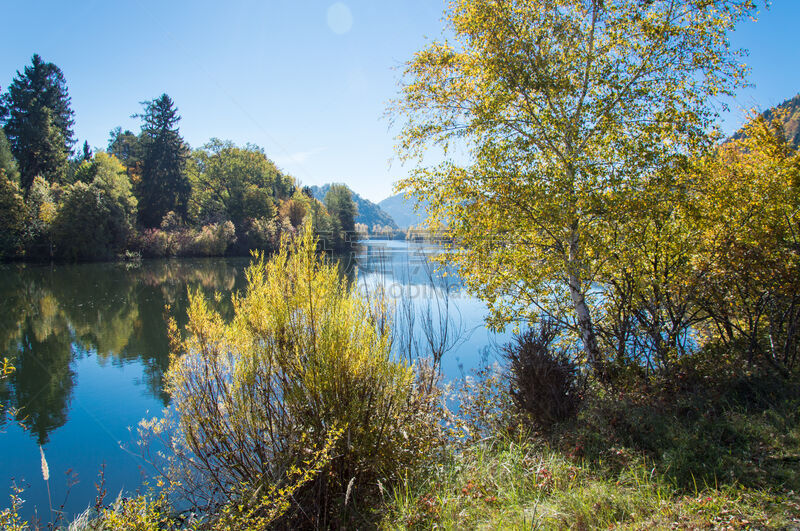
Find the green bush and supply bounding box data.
[191,220,236,256]
[50,153,137,261]
[503,321,583,430]
[51,182,113,260]
[165,225,441,527]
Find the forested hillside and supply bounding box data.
[310,183,398,230]
[731,92,800,147]
[378,193,430,229]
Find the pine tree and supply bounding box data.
[0,54,75,189]
[81,140,92,161]
[135,94,191,227]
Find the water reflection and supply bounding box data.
[0,244,466,445]
[1,242,510,522]
[0,258,249,444]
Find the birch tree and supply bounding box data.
[392,0,758,377]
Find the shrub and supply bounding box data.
[51,181,133,261]
[503,321,583,430]
[136,228,169,258]
[191,220,236,256]
[454,352,518,443]
[47,154,137,261]
[239,216,278,252]
[165,225,440,527]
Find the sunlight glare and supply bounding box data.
[326,2,353,35]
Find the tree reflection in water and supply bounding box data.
[0,258,249,443]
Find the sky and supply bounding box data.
[1,0,798,203]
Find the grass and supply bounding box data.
[381,435,800,529]
[380,371,800,530]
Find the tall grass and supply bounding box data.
[381,434,799,530]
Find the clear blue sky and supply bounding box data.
[1,1,798,202]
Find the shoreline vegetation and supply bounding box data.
[3,227,799,529]
[0,54,442,264]
[0,61,364,263]
[3,0,800,529]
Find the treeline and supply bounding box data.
[0,54,357,262]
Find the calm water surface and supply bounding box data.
[0,240,509,521]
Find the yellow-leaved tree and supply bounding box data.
[695,112,800,374]
[391,0,759,377]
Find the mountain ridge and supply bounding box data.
[309,183,398,229]
[378,193,430,229]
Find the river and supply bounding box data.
[0,240,510,522]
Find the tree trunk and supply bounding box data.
[568,231,604,379]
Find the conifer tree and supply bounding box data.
[0,54,75,189]
[136,94,191,227]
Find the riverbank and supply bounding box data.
[2,231,799,529]
[6,368,797,529]
[0,240,504,525]
[382,370,800,529]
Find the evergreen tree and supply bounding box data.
[108,127,143,182]
[81,140,92,161]
[0,54,75,189]
[135,94,191,227]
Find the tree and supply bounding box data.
[190,139,291,227]
[695,113,800,374]
[0,128,19,184]
[22,176,58,259]
[324,184,358,248]
[89,152,138,223]
[135,94,190,227]
[0,169,26,259]
[52,153,137,261]
[0,54,75,189]
[108,127,143,182]
[392,0,757,378]
[81,140,92,162]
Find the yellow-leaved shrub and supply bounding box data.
[166,224,440,528]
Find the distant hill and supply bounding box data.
[310,184,398,229]
[378,193,430,229]
[731,93,800,148]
